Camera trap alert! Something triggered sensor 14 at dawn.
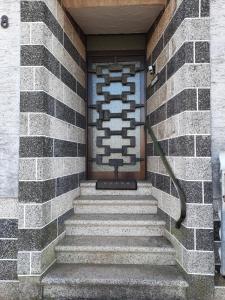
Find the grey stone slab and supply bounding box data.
[148,104,166,127]
[0,260,17,280]
[58,208,76,235]
[21,45,60,78]
[36,157,64,181]
[56,235,174,251]
[19,179,56,203]
[201,0,210,17]
[20,66,34,91]
[152,36,164,64]
[42,263,188,286]
[19,276,42,300]
[155,173,170,194]
[167,89,197,118]
[164,0,199,46]
[169,135,195,157]
[154,140,168,156]
[0,239,17,259]
[56,174,79,197]
[20,136,53,158]
[54,139,77,157]
[77,80,86,101]
[76,111,86,129]
[167,42,194,80]
[0,282,19,300]
[42,264,188,300]
[20,91,55,116]
[198,88,210,110]
[157,208,170,231]
[31,21,53,51]
[184,203,213,229]
[64,32,79,65]
[19,158,36,181]
[65,213,165,224]
[196,229,214,251]
[78,143,86,157]
[171,219,195,250]
[18,220,57,251]
[183,272,214,300]
[214,287,225,300]
[56,100,75,125]
[171,179,203,203]
[17,252,31,275]
[196,135,211,157]
[195,41,210,63]
[203,181,213,203]
[174,157,212,181]
[0,219,18,238]
[61,65,77,93]
[25,202,52,228]
[21,1,63,44]
[20,113,28,136]
[183,249,214,274]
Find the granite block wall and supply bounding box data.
[0,0,20,286]
[211,0,225,275]
[146,0,213,276]
[19,0,86,276]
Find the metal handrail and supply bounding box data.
[145,117,186,229]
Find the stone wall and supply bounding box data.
[211,0,225,274]
[146,0,213,276]
[0,0,20,287]
[19,0,86,277]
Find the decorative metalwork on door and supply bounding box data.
[88,56,146,180]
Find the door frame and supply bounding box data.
[86,50,147,180]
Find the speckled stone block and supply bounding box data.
[0,260,17,280]
[24,202,52,228]
[183,249,214,275]
[184,203,213,229]
[0,282,19,300]
[17,252,31,275]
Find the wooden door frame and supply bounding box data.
[86,50,147,180]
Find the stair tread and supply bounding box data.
[65,214,165,224]
[42,263,188,287]
[80,180,152,187]
[56,236,174,252]
[75,195,156,201]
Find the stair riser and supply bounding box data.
[43,284,187,300]
[56,251,176,265]
[80,187,152,196]
[74,205,157,214]
[65,225,164,236]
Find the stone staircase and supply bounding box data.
[41,181,188,299]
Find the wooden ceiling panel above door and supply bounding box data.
[62,0,166,35]
[63,0,167,9]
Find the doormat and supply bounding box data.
[96,180,137,190]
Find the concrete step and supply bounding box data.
[42,263,188,300]
[65,214,165,236]
[80,180,152,196]
[55,235,176,265]
[74,195,158,214]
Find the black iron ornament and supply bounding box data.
[1,15,9,28]
[89,63,144,180]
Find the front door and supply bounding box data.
[87,55,146,180]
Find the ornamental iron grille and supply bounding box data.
[88,57,145,180]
